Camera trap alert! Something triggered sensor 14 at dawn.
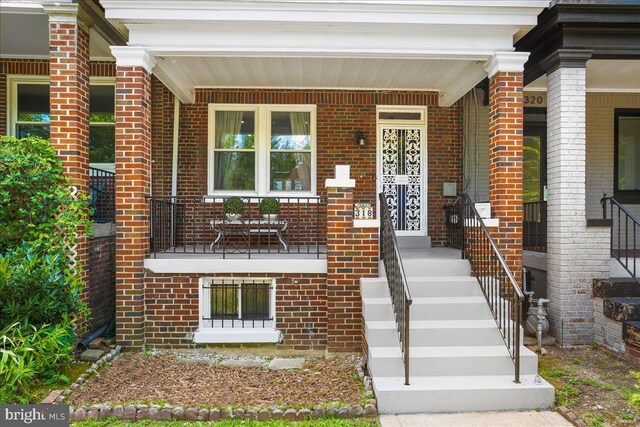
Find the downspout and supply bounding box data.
[171,96,180,247]
[171,96,179,198]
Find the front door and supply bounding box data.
[378,114,427,236]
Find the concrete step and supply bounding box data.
[396,236,432,249]
[373,374,555,414]
[368,345,539,378]
[363,296,493,321]
[361,277,483,299]
[365,319,505,347]
[400,258,472,277]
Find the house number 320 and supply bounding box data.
[524,95,544,105]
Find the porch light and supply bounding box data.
[356,131,367,147]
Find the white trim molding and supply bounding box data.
[144,258,327,274]
[110,46,155,74]
[194,329,280,344]
[325,165,355,189]
[484,51,530,79]
[353,219,380,228]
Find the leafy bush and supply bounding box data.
[224,197,246,215]
[0,321,74,403]
[259,198,281,215]
[0,135,90,253]
[0,241,86,328]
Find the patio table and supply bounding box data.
[210,218,289,251]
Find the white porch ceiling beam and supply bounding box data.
[439,61,487,107]
[153,60,195,104]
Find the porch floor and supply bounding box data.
[149,245,327,260]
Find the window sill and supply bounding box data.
[194,328,281,344]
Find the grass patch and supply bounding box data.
[72,417,379,427]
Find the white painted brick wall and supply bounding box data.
[545,66,610,346]
[593,297,626,352]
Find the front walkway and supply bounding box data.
[380,411,571,426]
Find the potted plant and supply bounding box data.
[259,197,280,221]
[224,197,245,220]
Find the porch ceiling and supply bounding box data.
[101,0,549,106]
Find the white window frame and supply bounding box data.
[6,75,116,171]
[208,103,317,197]
[195,277,279,344]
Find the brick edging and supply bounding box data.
[557,406,587,427]
[46,349,378,422]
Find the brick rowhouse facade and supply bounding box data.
[488,71,525,282]
[114,61,152,349]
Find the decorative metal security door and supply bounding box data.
[380,126,425,235]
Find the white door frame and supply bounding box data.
[376,105,428,237]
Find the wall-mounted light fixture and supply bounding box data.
[356,131,366,147]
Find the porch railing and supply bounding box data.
[523,201,547,252]
[447,194,524,383]
[602,196,640,285]
[89,167,115,222]
[148,195,326,259]
[379,192,412,386]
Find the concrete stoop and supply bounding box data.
[362,264,555,414]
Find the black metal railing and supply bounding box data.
[523,201,547,252]
[201,279,273,329]
[89,167,115,222]
[379,193,412,386]
[602,196,640,285]
[149,195,326,259]
[447,194,524,383]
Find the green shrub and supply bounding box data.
[0,241,86,328]
[224,197,246,215]
[0,135,90,253]
[259,198,281,215]
[0,321,74,403]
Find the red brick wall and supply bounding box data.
[87,236,116,329]
[115,66,152,349]
[326,186,379,352]
[0,59,114,135]
[158,89,462,246]
[144,273,328,350]
[488,72,524,280]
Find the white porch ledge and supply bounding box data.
[144,257,327,274]
[194,328,281,344]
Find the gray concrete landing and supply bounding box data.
[380,411,571,426]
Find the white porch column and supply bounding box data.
[542,49,611,346]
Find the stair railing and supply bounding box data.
[601,195,640,285]
[379,193,413,386]
[451,193,524,384]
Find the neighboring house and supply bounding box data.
[1,0,638,414]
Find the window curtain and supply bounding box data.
[215,111,244,189]
[289,112,311,189]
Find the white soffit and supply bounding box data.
[526,60,640,93]
[101,0,548,105]
[0,2,114,60]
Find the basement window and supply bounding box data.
[195,278,279,343]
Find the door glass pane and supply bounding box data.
[215,111,255,149]
[618,116,640,191]
[524,134,542,203]
[270,152,311,191]
[213,152,255,190]
[16,124,50,139]
[17,84,50,122]
[89,125,116,163]
[271,111,311,149]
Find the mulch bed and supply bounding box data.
[69,353,363,408]
[539,345,640,426]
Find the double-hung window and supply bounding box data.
[615,109,640,202]
[8,76,116,171]
[208,104,316,196]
